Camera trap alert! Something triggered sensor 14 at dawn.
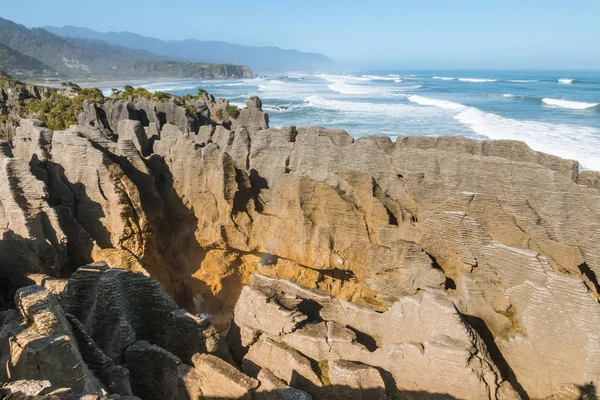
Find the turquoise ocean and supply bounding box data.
[100,70,600,170]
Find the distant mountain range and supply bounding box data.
[44,25,336,72]
[0,17,252,80]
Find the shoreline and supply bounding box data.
[29,77,199,89]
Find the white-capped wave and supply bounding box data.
[320,74,372,83]
[433,76,455,80]
[138,81,197,93]
[229,101,246,108]
[328,82,382,95]
[400,93,600,169]
[458,78,497,83]
[258,80,286,92]
[263,105,293,113]
[394,79,403,83]
[363,75,396,81]
[558,78,575,84]
[507,79,538,83]
[542,98,599,110]
[389,85,424,93]
[407,95,466,110]
[150,85,195,92]
[389,74,400,77]
[455,108,600,170]
[220,82,252,87]
[503,94,514,98]
[304,95,446,118]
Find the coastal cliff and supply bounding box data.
[0,77,599,399]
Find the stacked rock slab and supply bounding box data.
[0,262,242,399]
[234,274,518,400]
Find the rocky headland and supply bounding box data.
[0,76,599,399]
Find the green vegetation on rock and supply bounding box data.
[224,105,240,119]
[19,89,104,130]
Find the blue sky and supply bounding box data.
[2,0,599,69]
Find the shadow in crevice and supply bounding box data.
[45,160,112,249]
[347,326,379,352]
[578,382,598,400]
[579,262,600,295]
[426,253,456,290]
[146,154,205,309]
[464,315,529,400]
[297,298,324,323]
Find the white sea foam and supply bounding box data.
[542,98,599,110]
[230,101,246,108]
[363,75,396,81]
[507,80,538,83]
[263,105,293,113]
[394,79,403,83]
[320,74,372,83]
[458,78,497,83]
[138,81,197,92]
[558,78,574,84]
[407,95,466,110]
[402,93,600,170]
[220,82,252,87]
[258,79,286,92]
[328,82,379,95]
[455,108,600,170]
[304,95,434,117]
[503,94,514,98]
[150,85,195,92]
[433,76,455,80]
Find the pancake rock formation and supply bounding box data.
[1,77,600,399]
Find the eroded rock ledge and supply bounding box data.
[1,79,599,399]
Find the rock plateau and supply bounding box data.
[0,76,599,399]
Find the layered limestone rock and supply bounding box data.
[1,80,600,399]
[0,285,102,395]
[61,262,229,365]
[0,263,237,399]
[234,275,517,400]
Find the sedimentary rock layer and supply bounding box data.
[1,79,599,399]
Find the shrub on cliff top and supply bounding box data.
[17,88,105,131]
[118,85,172,102]
[20,95,79,131]
[225,105,240,119]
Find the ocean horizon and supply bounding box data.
[100,69,600,170]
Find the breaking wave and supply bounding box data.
[456,108,600,170]
[542,98,599,110]
[458,78,498,83]
[407,95,466,110]
[558,78,575,84]
[304,95,441,118]
[399,93,600,170]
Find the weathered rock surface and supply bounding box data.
[0,264,233,399]
[192,353,259,399]
[234,275,516,400]
[1,78,600,399]
[0,286,101,395]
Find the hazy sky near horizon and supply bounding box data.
[2,0,599,69]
